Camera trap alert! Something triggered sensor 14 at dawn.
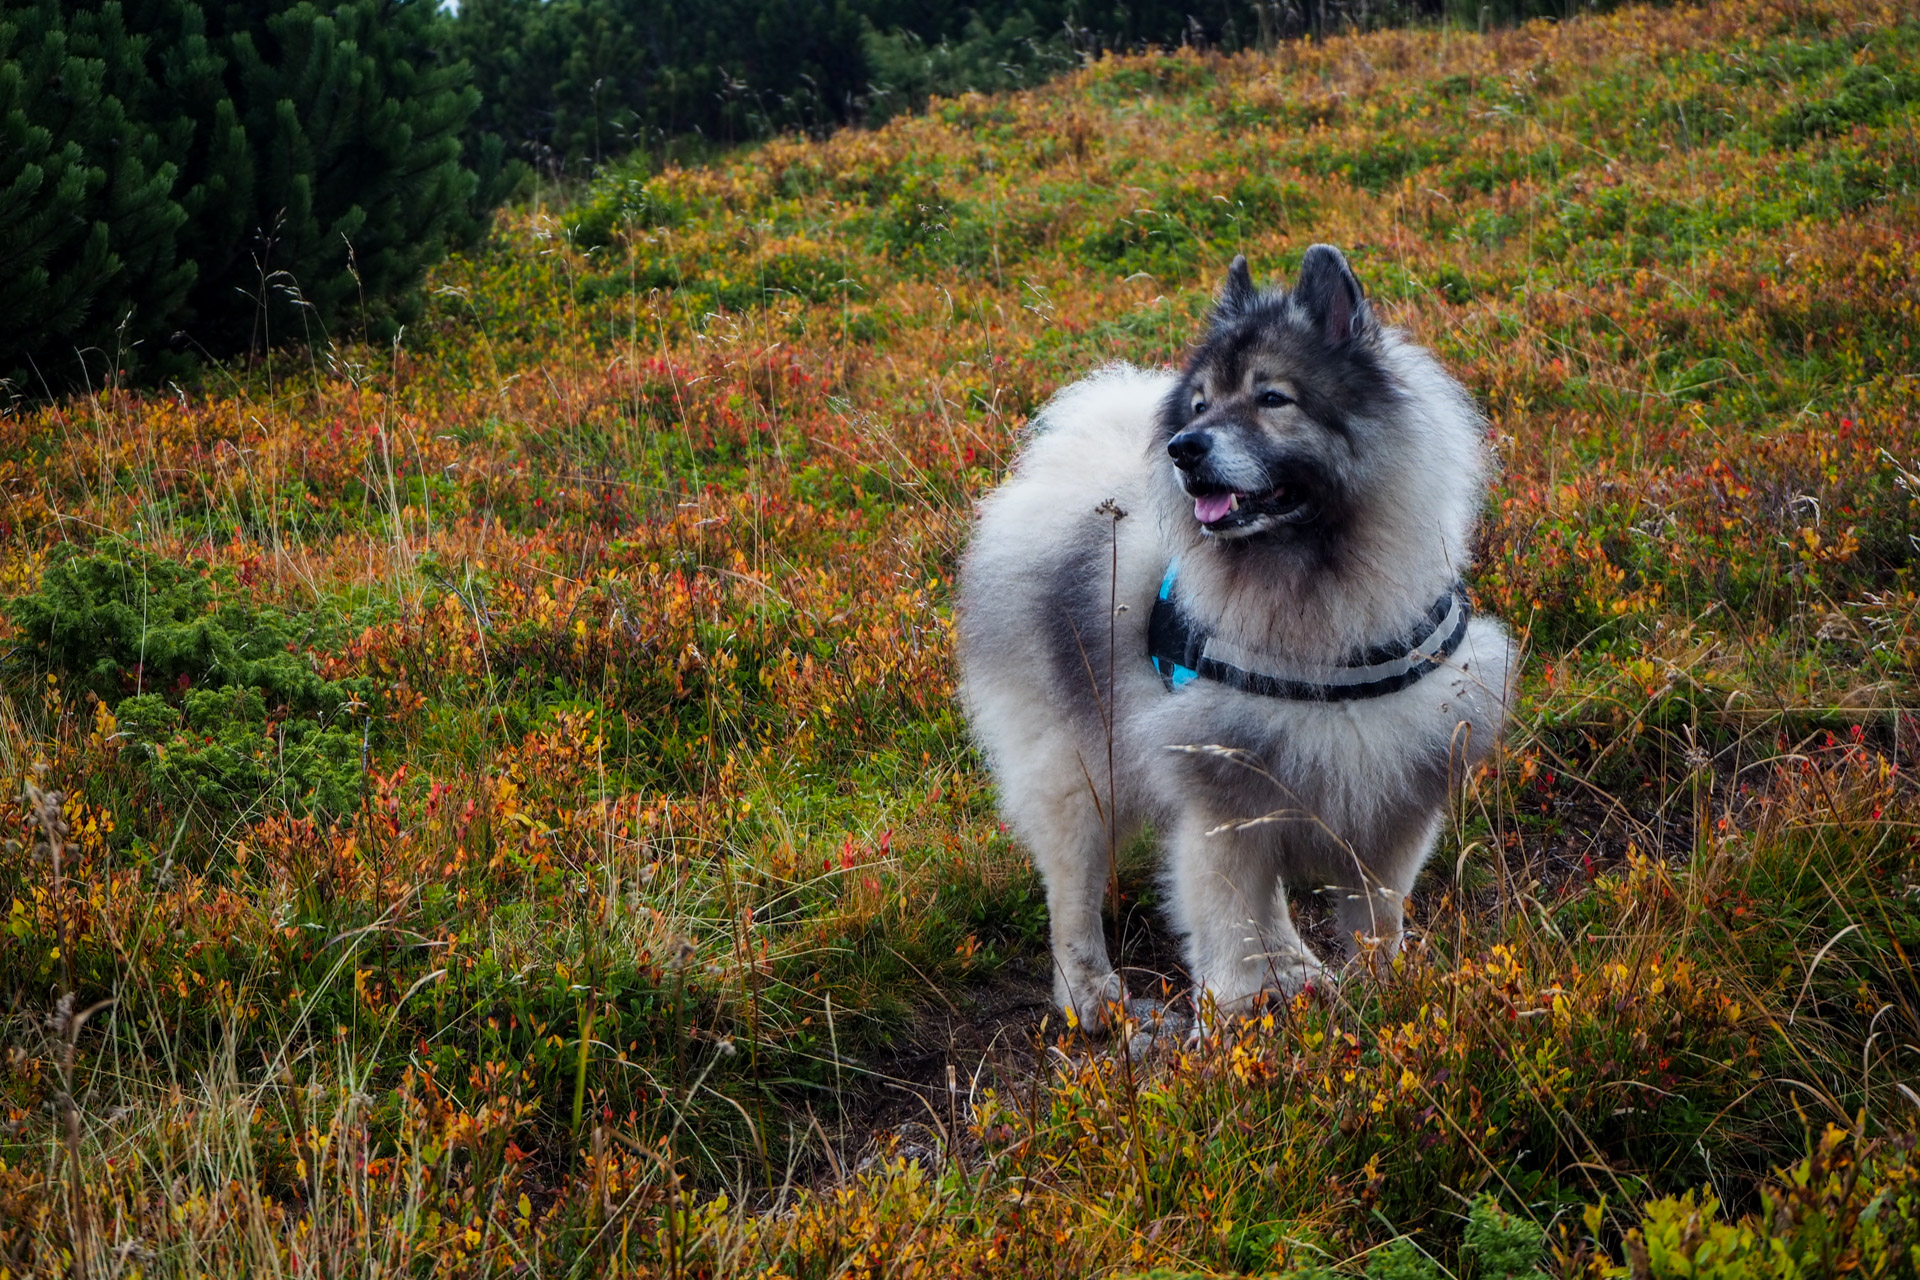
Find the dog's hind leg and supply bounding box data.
[1167,818,1324,1019]
[1331,810,1442,966]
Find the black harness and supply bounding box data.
[1148,559,1471,701]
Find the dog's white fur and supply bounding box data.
[957,345,1512,1027]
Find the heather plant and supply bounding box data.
[0,0,1917,1275]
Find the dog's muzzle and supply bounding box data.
[1171,435,1324,538]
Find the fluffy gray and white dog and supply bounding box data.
[956,246,1513,1028]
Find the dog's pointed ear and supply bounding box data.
[1292,244,1375,349]
[1212,254,1257,323]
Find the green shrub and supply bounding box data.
[1365,1238,1444,1280]
[1773,63,1920,146]
[451,0,869,167]
[7,539,373,818]
[116,686,366,818]
[1355,1201,1543,1280]
[1624,1131,1920,1280]
[0,0,519,392]
[1462,1198,1546,1280]
[861,12,1075,123]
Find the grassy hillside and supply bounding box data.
[2,0,1917,1274]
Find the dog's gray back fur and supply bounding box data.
[956,247,1513,1026]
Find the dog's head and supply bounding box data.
[1157,247,1396,551]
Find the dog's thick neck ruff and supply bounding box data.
[1148,558,1470,701]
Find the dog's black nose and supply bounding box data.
[1167,431,1211,469]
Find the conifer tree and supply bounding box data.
[0,0,191,388]
[0,0,518,393]
[449,0,868,165]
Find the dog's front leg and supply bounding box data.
[1331,811,1441,966]
[1168,818,1323,1018]
[1043,850,1124,1030]
[1020,795,1126,1030]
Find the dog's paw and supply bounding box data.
[1109,994,1193,1061]
[1054,969,1128,1034]
[1192,952,1329,1027]
[1267,950,1332,997]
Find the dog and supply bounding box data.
[956,246,1512,1028]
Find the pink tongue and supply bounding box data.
[1193,492,1236,524]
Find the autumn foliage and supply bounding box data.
[0,1,1916,1275]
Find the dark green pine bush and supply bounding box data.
[0,0,520,393]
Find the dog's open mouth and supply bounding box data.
[1190,484,1316,535]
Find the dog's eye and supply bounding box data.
[1257,388,1294,408]
[1191,398,1208,417]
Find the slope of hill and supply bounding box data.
[0,0,1916,1274]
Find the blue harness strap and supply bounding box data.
[1148,562,1202,687]
[1147,558,1471,701]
